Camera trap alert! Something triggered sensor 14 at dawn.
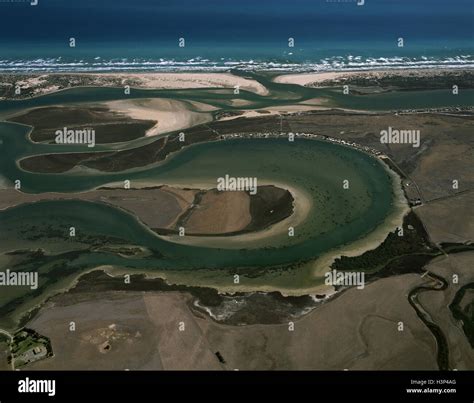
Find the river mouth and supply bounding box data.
[0,77,415,296]
[0,133,406,294]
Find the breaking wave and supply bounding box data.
[0,55,473,73]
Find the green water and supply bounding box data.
[0,74,472,120]
[1,137,394,264]
[1,75,467,296]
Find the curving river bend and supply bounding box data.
[0,76,471,294]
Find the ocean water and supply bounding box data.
[0,0,472,72]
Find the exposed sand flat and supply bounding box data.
[105,98,212,136]
[97,72,269,95]
[274,71,360,86]
[227,99,255,107]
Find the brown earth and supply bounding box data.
[25,273,438,370]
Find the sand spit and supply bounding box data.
[98,72,269,95]
[0,72,269,99]
[274,71,359,86]
[273,68,473,87]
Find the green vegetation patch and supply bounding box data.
[332,211,438,275]
[10,328,52,368]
